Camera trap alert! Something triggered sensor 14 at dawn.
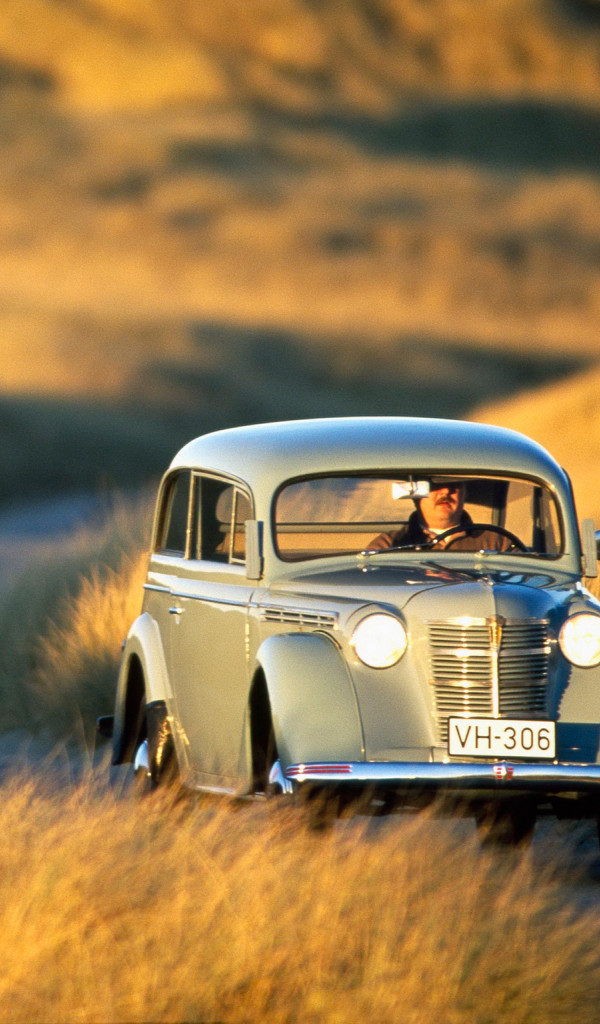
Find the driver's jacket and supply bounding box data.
[368,510,512,552]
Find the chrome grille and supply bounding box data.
[429,618,550,743]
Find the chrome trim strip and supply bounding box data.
[144,585,251,608]
[490,627,500,719]
[284,760,600,791]
[169,593,250,609]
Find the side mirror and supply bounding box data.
[581,519,598,578]
[245,520,263,580]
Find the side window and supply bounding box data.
[156,472,192,556]
[195,476,252,564]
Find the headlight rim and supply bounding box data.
[350,612,408,669]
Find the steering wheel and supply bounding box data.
[425,523,528,552]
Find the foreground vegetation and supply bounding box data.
[0,775,598,1024]
[0,495,151,738]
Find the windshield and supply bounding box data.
[274,474,563,562]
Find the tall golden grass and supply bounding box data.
[0,494,152,738]
[0,777,597,1024]
[32,548,148,739]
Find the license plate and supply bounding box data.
[448,717,556,759]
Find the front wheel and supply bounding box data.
[114,698,179,797]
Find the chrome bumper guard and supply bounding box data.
[272,760,600,796]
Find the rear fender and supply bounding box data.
[112,613,172,764]
[255,633,364,766]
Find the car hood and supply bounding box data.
[268,561,580,620]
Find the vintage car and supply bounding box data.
[103,416,600,842]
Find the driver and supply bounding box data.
[368,480,513,552]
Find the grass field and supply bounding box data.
[0,776,598,1024]
[0,495,151,736]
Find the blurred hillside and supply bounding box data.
[1,0,600,511]
[472,365,600,520]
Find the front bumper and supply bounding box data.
[272,759,600,796]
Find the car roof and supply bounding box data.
[170,417,569,499]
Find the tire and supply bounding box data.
[146,700,179,789]
[113,698,179,798]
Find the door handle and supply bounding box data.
[169,606,185,616]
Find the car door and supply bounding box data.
[164,473,256,787]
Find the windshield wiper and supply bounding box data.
[359,543,422,557]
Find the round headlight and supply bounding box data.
[351,613,407,669]
[559,613,600,668]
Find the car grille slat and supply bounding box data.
[429,619,551,744]
[500,685,547,714]
[432,657,491,683]
[429,625,489,648]
[434,685,492,714]
[499,654,548,682]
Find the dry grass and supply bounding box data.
[31,548,148,739]
[0,778,597,1024]
[0,494,152,736]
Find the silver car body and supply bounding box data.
[111,417,600,815]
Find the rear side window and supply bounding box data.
[156,471,192,556]
[195,476,253,564]
[155,472,253,563]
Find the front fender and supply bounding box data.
[113,612,172,763]
[256,633,364,766]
